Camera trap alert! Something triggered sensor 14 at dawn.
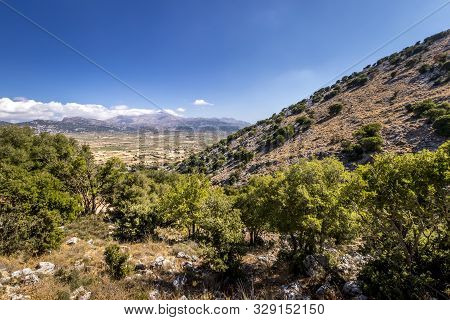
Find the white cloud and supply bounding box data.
[0,97,168,123]
[176,107,185,112]
[163,108,184,116]
[193,99,213,106]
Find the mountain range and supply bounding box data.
[0,112,250,133]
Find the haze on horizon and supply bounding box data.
[0,0,449,123]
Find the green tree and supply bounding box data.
[236,175,272,245]
[104,244,131,280]
[160,174,210,238]
[267,158,357,261]
[356,142,449,298]
[197,188,245,272]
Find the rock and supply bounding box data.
[0,270,11,284]
[135,263,146,272]
[70,286,91,300]
[66,237,80,245]
[281,282,300,300]
[343,281,363,297]
[162,260,174,272]
[181,261,194,270]
[23,273,40,285]
[87,239,94,245]
[303,255,325,277]
[153,256,165,267]
[10,293,30,300]
[316,283,331,297]
[74,260,85,271]
[179,295,188,300]
[172,274,187,289]
[356,294,368,300]
[35,262,55,275]
[11,268,33,278]
[177,252,186,259]
[148,289,160,300]
[257,256,269,263]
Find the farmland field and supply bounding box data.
[67,130,228,166]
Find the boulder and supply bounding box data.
[148,289,160,300]
[23,273,40,285]
[135,263,146,272]
[153,256,165,267]
[176,252,187,259]
[11,268,33,278]
[35,262,55,275]
[66,237,80,245]
[70,286,91,300]
[172,274,187,290]
[303,255,325,277]
[342,281,363,297]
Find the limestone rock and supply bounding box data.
[70,286,91,300]
[66,237,80,245]
[35,262,55,275]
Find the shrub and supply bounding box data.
[358,136,383,152]
[348,74,368,88]
[295,115,313,128]
[323,87,340,101]
[405,100,450,136]
[353,123,382,138]
[328,103,343,116]
[266,158,358,270]
[160,174,210,238]
[418,64,431,73]
[432,114,450,137]
[104,244,131,280]
[197,189,245,273]
[235,175,273,245]
[233,147,254,164]
[342,123,383,160]
[289,101,306,115]
[355,143,450,298]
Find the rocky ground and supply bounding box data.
[0,215,370,300]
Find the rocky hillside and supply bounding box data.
[177,30,450,184]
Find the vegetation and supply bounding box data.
[0,125,448,299]
[406,99,450,137]
[342,123,383,160]
[356,145,449,298]
[104,244,131,280]
[328,103,343,116]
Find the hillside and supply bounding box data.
[177,30,450,184]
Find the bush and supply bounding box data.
[295,115,313,128]
[0,166,80,255]
[289,101,306,114]
[405,100,450,136]
[418,64,431,73]
[235,175,272,245]
[328,103,343,116]
[104,244,131,280]
[348,74,368,88]
[353,123,382,138]
[355,143,449,298]
[343,123,383,160]
[266,158,358,268]
[358,136,383,152]
[432,114,450,137]
[197,189,245,273]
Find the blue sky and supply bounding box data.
[0,0,449,122]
